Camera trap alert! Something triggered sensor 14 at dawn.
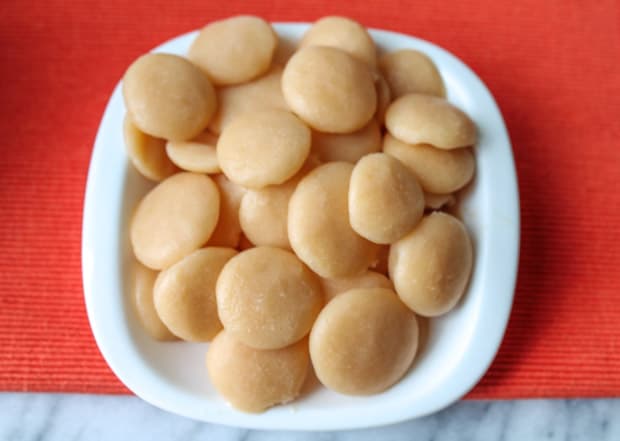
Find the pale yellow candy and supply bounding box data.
[389,212,473,317]
[379,49,445,98]
[288,162,378,278]
[424,192,456,210]
[188,15,276,85]
[238,178,296,249]
[282,46,377,133]
[320,270,392,302]
[165,131,220,174]
[217,110,311,188]
[310,288,418,395]
[385,94,477,149]
[154,248,236,341]
[300,16,377,66]
[312,119,381,163]
[216,247,324,349]
[374,74,392,125]
[207,174,246,248]
[349,153,424,244]
[238,157,321,249]
[383,134,475,194]
[207,331,309,413]
[130,261,176,341]
[208,67,289,134]
[122,53,216,141]
[130,172,220,270]
[123,115,178,181]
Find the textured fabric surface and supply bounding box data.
[0,0,619,397]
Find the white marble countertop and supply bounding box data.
[1,394,618,440]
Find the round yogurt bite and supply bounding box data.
[383,134,475,194]
[130,261,176,341]
[238,179,297,250]
[349,153,425,244]
[217,109,311,188]
[379,49,445,98]
[207,66,288,134]
[122,53,216,141]
[154,247,237,341]
[299,16,377,66]
[123,115,179,181]
[282,46,377,134]
[310,288,419,395]
[238,156,321,250]
[130,172,220,270]
[288,162,379,278]
[216,247,324,350]
[389,212,473,317]
[207,331,309,413]
[386,93,477,149]
[189,15,277,85]
[165,131,220,174]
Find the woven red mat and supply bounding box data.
[1,0,619,397]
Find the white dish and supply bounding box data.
[82,23,520,430]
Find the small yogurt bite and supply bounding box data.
[383,134,475,194]
[310,288,419,395]
[165,131,220,174]
[348,153,425,244]
[123,115,179,181]
[379,49,445,98]
[154,247,237,342]
[385,93,477,149]
[216,109,311,189]
[282,46,377,134]
[216,247,324,350]
[238,179,297,250]
[299,16,377,67]
[207,331,309,413]
[122,53,216,141]
[208,67,288,135]
[389,212,473,317]
[238,155,320,250]
[129,261,176,341]
[189,15,277,86]
[288,162,379,278]
[130,172,220,270]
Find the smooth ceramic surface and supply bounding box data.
[82,23,520,430]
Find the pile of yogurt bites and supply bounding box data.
[124,15,476,412]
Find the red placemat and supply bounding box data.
[1,0,619,398]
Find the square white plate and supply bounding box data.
[82,23,520,430]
